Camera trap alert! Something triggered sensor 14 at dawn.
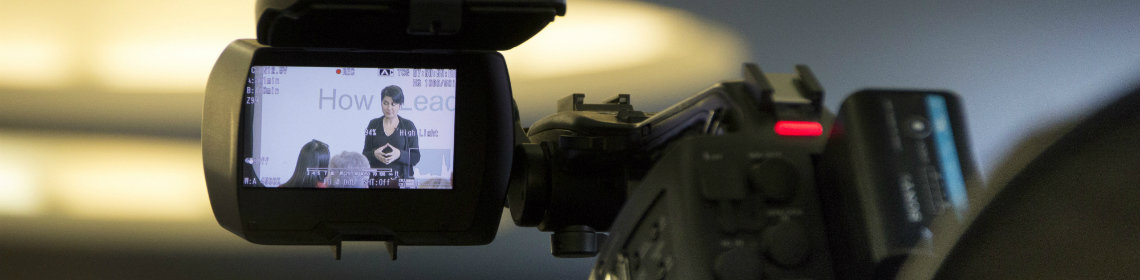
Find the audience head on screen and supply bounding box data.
[278,139,330,188]
[324,151,370,189]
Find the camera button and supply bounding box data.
[763,222,811,267]
[714,247,764,280]
[699,152,748,201]
[748,159,798,203]
[904,116,932,139]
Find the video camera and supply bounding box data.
[203,0,981,278]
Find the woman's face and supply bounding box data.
[382,96,400,119]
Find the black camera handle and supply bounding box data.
[256,0,566,50]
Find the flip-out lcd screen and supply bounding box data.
[242,66,456,189]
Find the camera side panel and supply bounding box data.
[204,39,261,238]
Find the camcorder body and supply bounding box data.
[202,0,981,277]
[579,79,979,279]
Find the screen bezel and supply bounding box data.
[206,40,513,245]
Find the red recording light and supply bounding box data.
[336,69,342,74]
[774,121,823,136]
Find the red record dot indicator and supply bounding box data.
[336,69,342,74]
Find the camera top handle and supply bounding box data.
[256,0,566,50]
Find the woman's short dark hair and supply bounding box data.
[381,85,404,104]
[278,139,330,188]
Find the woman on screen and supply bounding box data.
[363,85,421,187]
[277,139,330,188]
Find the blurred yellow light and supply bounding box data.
[54,161,208,221]
[0,130,211,221]
[504,1,672,79]
[505,0,750,119]
[0,37,72,89]
[92,40,226,93]
[49,138,209,221]
[0,156,43,216]
[0,2,74,89]
[0,42,67,88]
[88,0,253,93]
[0,0,253,94]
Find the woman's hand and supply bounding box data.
[374,143,401,164]
[384,146,401,164]
[374,144,390,164]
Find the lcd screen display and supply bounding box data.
[241,66,456,189]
